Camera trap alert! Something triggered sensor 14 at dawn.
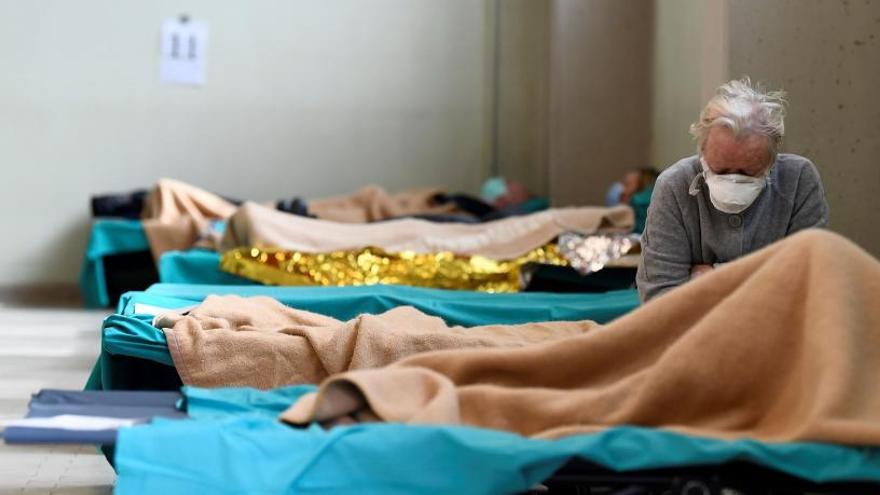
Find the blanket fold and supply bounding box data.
[139,180,468,260]
[280,230,880,446]
[141,179,237,260]
[221,202,634,258]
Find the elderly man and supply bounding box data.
[636,78,829,302]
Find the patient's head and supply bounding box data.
[618,167,659,204]
[480,177,532,208]
[622,171,641,198]
[691,77,786,176]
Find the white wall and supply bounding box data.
[727,0,880,257]
[495,0,551,196]
[0,0,489,285]
[548,0,655,207]
[652,0,880,257]
[651,0,727,170]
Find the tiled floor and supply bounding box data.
[0,306,115,494]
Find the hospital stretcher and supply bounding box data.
[86,283,641,392]
[80,219,157,308]
[6,386,878,494]
[80,220,637,308]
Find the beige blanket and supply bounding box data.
[140,180,468,259]
[221,202,633,259]
[141,179,576,260]
[308,185,460,223]
[141,179,238,260]
[281,230,880,446]
[157,296,595,389]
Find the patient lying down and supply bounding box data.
[159,229,880,447]
[280,229,880,446]
[157,295,596,389]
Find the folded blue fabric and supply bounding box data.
[3,389,185,446]
[111,386,880,494]
[4,427,118,445]
[32,389,182,407]
[28,389,185,420]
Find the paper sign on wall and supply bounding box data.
[160,18,208,86]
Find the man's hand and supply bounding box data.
[690,264,714,279]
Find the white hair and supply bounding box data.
[690,77,787,160]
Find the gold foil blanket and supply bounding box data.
[219,245,568,292]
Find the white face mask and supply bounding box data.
[700,157,768,214]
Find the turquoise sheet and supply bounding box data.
[158,250,253,285]
[113,385,880,494]
[131,283,640,326]
[85,313,175,392]
[87,284,640,391]
[79,219,149,308]
[102,314,172,366]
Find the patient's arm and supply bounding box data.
[636,174,693,302]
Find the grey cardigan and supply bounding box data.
[636,153,829,302]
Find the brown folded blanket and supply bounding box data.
[221,202,634,259]
[139,180,465,259]
[281,229,880,446]
[141,178,238,260]
[157,296,596,389]
[307,185,461,223]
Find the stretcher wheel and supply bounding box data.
[668,478,719,495]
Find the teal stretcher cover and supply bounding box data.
[86,285,640,391]
[129,283,640,325]
[158,250,253,285]
[113,385,880,494]
[79,219,149,308]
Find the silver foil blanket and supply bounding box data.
[557,233,640,275]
